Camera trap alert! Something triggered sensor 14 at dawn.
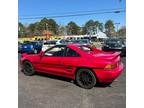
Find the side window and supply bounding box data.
[44,46,65,56]
[78,46,92,52]
[65,48,80,57]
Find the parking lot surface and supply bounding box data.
[18,55,126,108]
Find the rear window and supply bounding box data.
[49,41,56,44]
[106,39,122,44]
[44,41,56,45]
[65,48,80,57]
[43,42,49,45]
[22,44,33,48]
[30,42,42,46]
[105,39,123,47]
[73,40,88,44]
[80,40,88,43]
[78,46,92,52]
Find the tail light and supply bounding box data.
[105,64,117,70]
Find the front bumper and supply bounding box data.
[93,63,124,83]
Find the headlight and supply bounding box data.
[30,45,33,48]
[24,46,27,48]
[105,64,117,70]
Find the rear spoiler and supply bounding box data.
[112,52,121,56]
[110,52,121,60]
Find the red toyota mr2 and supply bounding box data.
[20,44,123,89]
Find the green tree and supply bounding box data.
[94,21,104,32]
[35,18,58,35]
[28,23,37,35]
[48,19,58,35]
[57,25,66,35]
[18,22,25,37]
[98,23,104,32]
[83,20,95,34]
[105,20,115,37]
[82,20,104,35]
[36,18,49,34]
[67,21,80,35]
[118,26,126,37]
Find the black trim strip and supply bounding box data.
[34,62,104,69]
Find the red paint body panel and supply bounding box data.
[93,63,123,83]
[21,44,124,83]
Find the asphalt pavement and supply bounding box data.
[18,55,126,108]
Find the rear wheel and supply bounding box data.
[23,61,35,76]
[76,68,96,89]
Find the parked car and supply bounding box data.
[72,39,91,45]
[102,38,126,56]
[18,42,22,53]
[42,40,57,51]
[56,39,67,45]
[19,43,35,54]
[30,41,43,53]
[21,44,123,89]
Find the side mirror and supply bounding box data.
[39,51,44,56]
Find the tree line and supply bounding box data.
[18,18,126,38]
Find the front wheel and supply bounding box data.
[76,68,97,89]
[23,61,35,76]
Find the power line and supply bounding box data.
[19,8,125,17]
[19,9,125,20]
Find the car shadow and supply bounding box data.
[36,72,73,83]
[95,83,112,88]
[35,72,111,88]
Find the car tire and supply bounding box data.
[76,68,97,89]
[120,49,126,57]
[23,61,35,76]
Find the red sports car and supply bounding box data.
[20,44,124,89]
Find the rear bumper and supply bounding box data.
[93,63,124,83]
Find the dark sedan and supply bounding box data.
[19,43,35,54]
[102,38,126,56]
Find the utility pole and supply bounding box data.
[115,23,120,36]
[45,23,48,40]
[45,23,48,30]
[64,27,67,39]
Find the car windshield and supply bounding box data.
[44,41,56,45]
[30,41,42,45]
[74,40,89,44]
[105,39,122,47]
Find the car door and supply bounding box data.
[60,47,81,78]
[39,45,67,76]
